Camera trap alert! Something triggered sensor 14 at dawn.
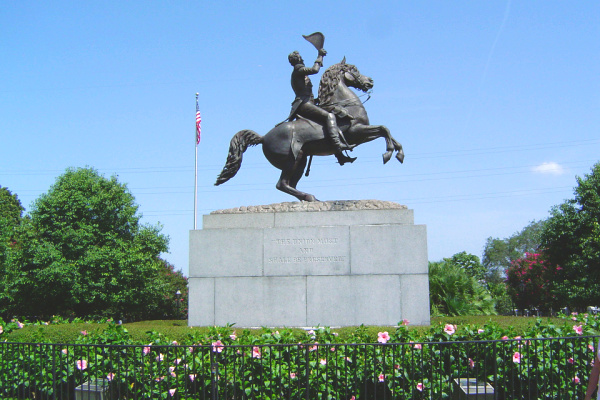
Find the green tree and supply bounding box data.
[10,167,172,320]
[540,162,600,309]
[444,251,487,282]
[428,253,496,316]
[0,186,25,317]
[482,219,547,282]
[157,261,189,319]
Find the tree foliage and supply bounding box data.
[540,162,600,309]
[0,186,25,315]
[482,219,546,281]
[444,251,487,282]
[5,167,175,320]
[0,185,24,228]
[505,252,559,311]
[428,253,496,316]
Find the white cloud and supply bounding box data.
[532,162,565,175]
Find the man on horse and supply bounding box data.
[287,49,357,165]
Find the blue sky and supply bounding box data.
[2,2,599,276]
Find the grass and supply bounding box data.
[3,315,567,344]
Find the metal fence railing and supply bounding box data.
[0,335,596,399]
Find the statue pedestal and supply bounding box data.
[188,200,430,327]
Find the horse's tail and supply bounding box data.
[215,129,263,186]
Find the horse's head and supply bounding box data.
[318,58,373,106]
[339,57,373,93]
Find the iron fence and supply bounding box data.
[0,335,596,399]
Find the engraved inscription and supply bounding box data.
[267,236,344,264]
[263,227,350,275]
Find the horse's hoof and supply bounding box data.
[304,194,318,202]
[396,150,405,164]
[382,151,392,164]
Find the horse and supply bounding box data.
[215,58,404,202]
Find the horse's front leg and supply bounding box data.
[348,124,404,164]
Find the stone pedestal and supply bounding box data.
[188,200,430,327]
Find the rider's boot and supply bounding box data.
[326,120,357,165]
[335,150,357,166]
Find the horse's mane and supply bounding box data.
[317,61,359,107]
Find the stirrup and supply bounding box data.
[336,152,357,166]
[339,142,357,151]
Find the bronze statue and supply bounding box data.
[216,33,404,202]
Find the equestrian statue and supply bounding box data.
[215,32,404,202]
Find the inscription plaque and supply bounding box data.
[264,226,350,276]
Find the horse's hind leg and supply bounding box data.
[276,151,317,202]
[290,154,307,189]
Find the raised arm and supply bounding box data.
[296,49,327,75]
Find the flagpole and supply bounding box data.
[194,93,199,230]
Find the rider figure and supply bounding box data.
[287,49,356,165]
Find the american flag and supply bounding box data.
[195,108,201,145]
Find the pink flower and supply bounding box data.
[156,354,164,362]
[501,336,509,340]
[169,389,176,397]
[143,346,151,355]
[513,352,521,364]
[573,376,580,384]
[567,357,574,364]
[573,325,583,335]
[76,359,88,370]
[589,344,595,351]
[188,346,195,353]
[61,348,68,355]
[230,333,237,340]
[172,341,179,346]
[17,322,24,329]
[174,358,182,365]
[350,396,356,400]
[189,374,196,382]
[309,344,318,352]
[80,330,88,336]
[477,329,484,334]
[401,319,410,326]
[377,331,390,343]
[290,372,297,379]
[320,359,327,365]
[410,341,422,350]
[444,324,456,335]
[252,346,261,358]
[469,358,475,369]
[378,373,385,382]
[0,326,3,334]
[106,373,115,381]
[572,316,577,321]
[416,382,424,392]
[212,340,224,353]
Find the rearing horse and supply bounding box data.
[215,59,404,201]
